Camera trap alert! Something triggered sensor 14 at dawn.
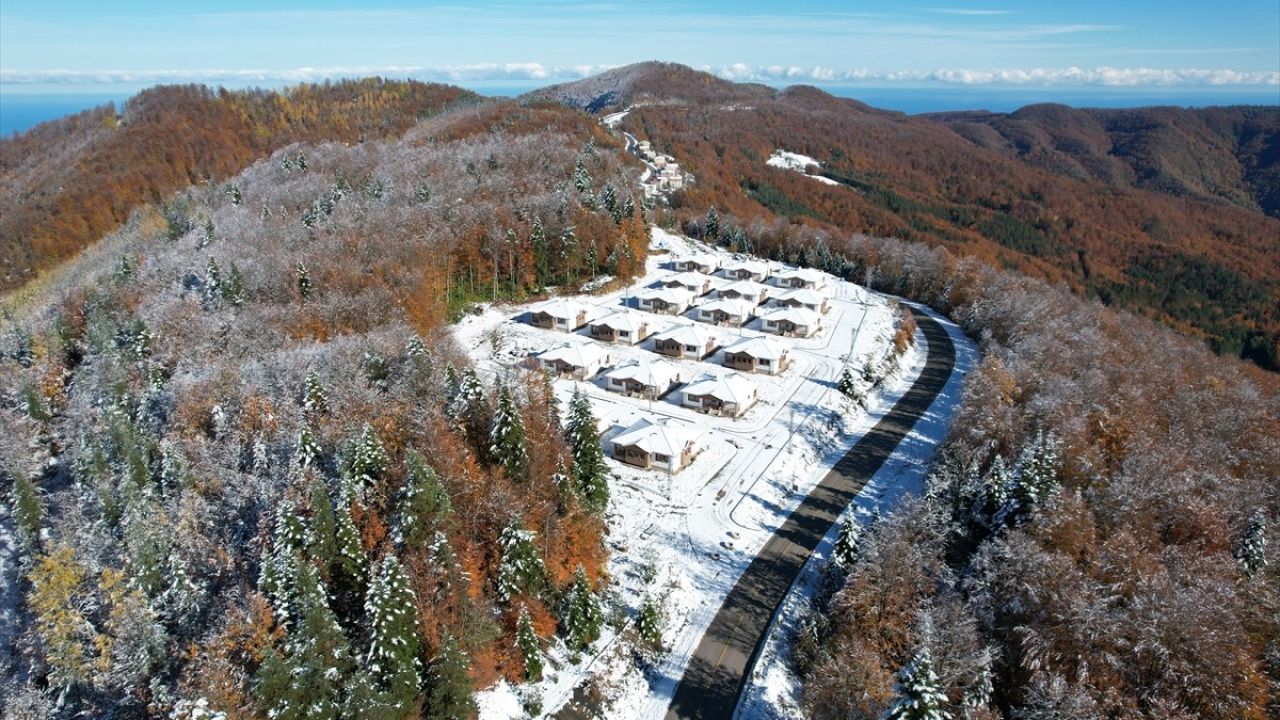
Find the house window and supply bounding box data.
[612,378,624,386]
[619,330,630,338]
[685,344,696,352]
[654,453,671,464]
[555,318,566,325]
[759,359,771,367]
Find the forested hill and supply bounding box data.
[0,79,480,292]
[537,63,1280,370]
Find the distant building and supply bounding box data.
[760,306,822,338]
[589,310,659,345]
[722,336,790,375]
[773,288,829,314]
[720,260,771,283]
[675,253,720,275]
[680,372,758,417]
[651,323,719,360]
[529,298,591,332]
[663,271,716,296]
[695,298,756,327]
[636,286,695,315]
[610,417,704,473]
[773,268,828,290]
[536,343,610,379]
[718,279,771,305]
[602,360,683,399]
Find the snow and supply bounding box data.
[766,150,842,186]
[601,109,631,128]
[458,228,973,719]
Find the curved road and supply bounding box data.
[664,307,957,720]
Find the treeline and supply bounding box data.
[0,79,481,291]
[0,100,648,717]
[689,208,1279,718]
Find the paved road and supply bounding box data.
[664,308,958,720]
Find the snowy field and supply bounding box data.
[765,150,841,186]
[457,228,961,719]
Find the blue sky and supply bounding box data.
[1,1,1277,94]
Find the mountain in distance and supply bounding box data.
[527,63,1280,370]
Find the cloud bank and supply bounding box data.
[2,63,1277,88]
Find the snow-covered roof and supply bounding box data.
[723,335,789,360]
[680,252,720,268]
[776,287,828,304]
[536,342,609,367]
[775,268,827,283]
[697,298,755,317]
[762,306,821,326]
[636,286,694,305]
[591,310,654,333]
[535,298,590,320]
[612,417,703,456]
[719,279,770,296]
[603,359,681,387]
[652,323,716,346]
[723,259,769,275]
[666,270,715,287]
[682,372,758,405]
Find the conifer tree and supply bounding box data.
[346,423,388,489]
[302,370,328,415]
[831,515,862,570]
[308,480,338,576]
[496,517,545,602]
[884,647,951,720]
[489,382,530,482]
[424,633,476,720]
[203,257,222,306]
[11,470,43,554]
[995,431,1060,528]
[294,422,322,476]
[564,387,609,514]
[704,207,720,241]
[563,566,603,651]
[838,364,858,398]
[363,555,422,709]
[395,452,454,549]
[260,501,308,627]
[975,455,1012,530]
[636,596,662,650]
[516,605,543,681]
[551,458,577,515]
[1234,510,1268,577]
[406,334,428,359]
[531,218,549,287]
[296,261,313,299]
[573,159,593,194]
[333,495,369,613]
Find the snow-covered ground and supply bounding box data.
[766,150,841,186]
[601,109,631,128]
[462,227,959,719]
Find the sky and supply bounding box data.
[1,1,1277,100]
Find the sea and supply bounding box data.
[4,83,1278,138]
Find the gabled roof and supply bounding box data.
[603,359,681,387]
[775,267,827,282]
[535,298,590,320]
[776,287,828,304]
[652,322,716,346]
[697,298,755,317]
[591,310,654,333]
[722,259,769,274]
[680,252,720,268]
[612,417,703,456]
[537,342,609,367]
[719,279,770,296]
[636,286,694,305]
[682,372,758,405]
[666,270,715,287]
[762,306,821,326]
[723,335,789,360]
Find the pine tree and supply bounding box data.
[406,334,428,359]
[573,159,593,194]
[838,364,859,398]
[975,455,1011,531]
[260,501,309,627]
[489,382,530,483]
[516,605,543,681]
[831,515,862,570]
[296,261,313,299]
[563,566,603,651]
[346,423,388,489]
[395,452,454,549]
[294,422,322,475]
[551,458,577,515]
[530,218,549,287]
[564,387,609,515]
[451,368,488,447]
[203,257,222,305]
[704,207,720,241]
[884,646,952,720]
[308,480,338,576]
[424,633,476,720]
[363,555,423,709]
[496,518,545,603]
[636,596,662,650]
[1234,510,1268,577]
[302,370,328,415]
[333,494,369,616]
[11,470,43,554]
[995,431,1060,528]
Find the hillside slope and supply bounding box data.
[0,79,481,291]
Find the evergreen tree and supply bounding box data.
[308,480,338,576]
[293,421,322,476]
[302,370,328,415]
[516,605,543,681]
[838,364,858,398]
[530,218,549,287]
[395,452,454,549]
[407,334,428,359]
[424,633,476,720]
[296,261,313,299]
[704,207,720,241]
[564,387,609,515]
[1234,510,1268,577]
[995,431,1060,528]
[333,494,369,616]
[551,458,577,515]
[496,518,545,603]
[884,646,951,720]
[346,423,388,489]
[363,555,423,709]
[573,159,593,194]
[224,262,246,306]
[831,515,862,570]
[260,501,309,627]
[489,382,530,482]
[636,596,662,650]
[451,368,488,447]
[563,566,603,651]
[975,455,1011,530]
[11,470,43,554]
[203,257,222,306]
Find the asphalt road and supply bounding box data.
[664,308,958,720]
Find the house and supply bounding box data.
[675,253,720,275]
[760,306,822,338]
[722,336,790,375]
[680,372,758,418]
[635,286,694,315]
[610,417,704,473]
[589,310,659,345]
[663,271,716,296]
[602,360,683,399]
[695,298,755,327]
[536,343,610,380]
[719,260,770,283]
[773,267,828,290]
[651,323,719,360]
[718,279,771,305]
[530,299,590,332]
[773,288,829,314]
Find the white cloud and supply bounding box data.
[0,63,616,86]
